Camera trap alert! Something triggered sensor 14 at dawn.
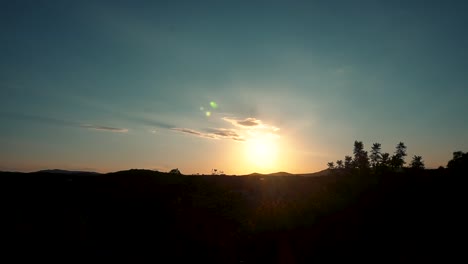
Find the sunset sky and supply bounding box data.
[1,0,467,174]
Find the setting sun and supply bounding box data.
[245,138,278,171]
[2,1,465,262]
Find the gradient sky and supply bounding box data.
[1,0,467,174]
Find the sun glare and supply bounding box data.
[245,138,278,171]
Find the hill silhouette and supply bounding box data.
[244,171,292,177]
[37,169,101,175]
[243,169,329,177]
[3,157,466,263]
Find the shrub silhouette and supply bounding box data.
[169,168,181,174]
[410,155,425,169]
[447,151,468,173]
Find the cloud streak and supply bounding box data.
[0,111,77,127]
[237,118,261,126]
[207,128,245,141]
[171,128,216,139]
[171,127,244,141]
[80,124,128,133]
[223,117,280,131]
[0,111,129,133]
[171,116,281,142]
[128,116,173,129]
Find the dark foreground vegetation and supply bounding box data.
[2,151,467,263]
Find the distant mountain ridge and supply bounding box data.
[244,169,330,177]
[27,168,330,177]
[36,169,101,175]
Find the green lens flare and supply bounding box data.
[210,101,218,109]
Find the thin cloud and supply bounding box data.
[0,112,129,133]
[207,128,245,141]
[223,117,259,127]
[238,118,261,126]
[223,117,280,132]
[66,95,174,129]
[80,124,128,133]
[171,128,216,139]
[129,116,173,129]
[0,111,77,127]
[171,127,244,141]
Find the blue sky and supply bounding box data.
[1,0,467,174]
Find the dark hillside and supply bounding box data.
[2,169,465,263]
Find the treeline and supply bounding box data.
[328,141,467,172]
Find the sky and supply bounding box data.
[1,0,467,174]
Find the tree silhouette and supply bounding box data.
[353,141,370,170]
[452,151,464,160]
[344,155,353,169]
[327,162,335,170]
[336,160,344,169]
[410,155,425,169]
[396,142,407,158]
[447,151,468,171]
[381,153,390,167]
[370,143,382,168]
[391,142,407,169]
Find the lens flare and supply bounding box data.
[206,111,211,117]
[210,101,218,109]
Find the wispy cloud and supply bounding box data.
[171,127,244,141]
[171,128,216,139]
[169,115,281,142]
[67,95,174,130]
[207,128,245,141]
[0,111,77,127]
[128,116,173,129]
[80,124,128,133]
[223,117,280,132]
[0,111,129,133]
[238,118,261,126]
